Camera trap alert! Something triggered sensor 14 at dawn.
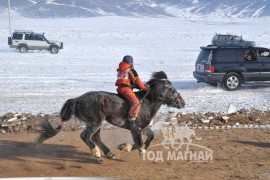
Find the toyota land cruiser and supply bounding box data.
[193,45,270,91]
[212,34,255,47]
[8,30,63,54]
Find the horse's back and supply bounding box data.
[73,91,128,126]
[77,91,125,104]
[75,91,127,115]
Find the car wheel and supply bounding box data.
[50,46,59,54]
[223,72,242,91]
[19,45,28,53]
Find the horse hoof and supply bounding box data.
[110,155,117,160]
[91,147,101,158]
[139,148,146,156]
[106,152,117,160]
[117,143,132,152]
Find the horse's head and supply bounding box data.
[147,71,185,109]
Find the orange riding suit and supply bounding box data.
[115,62,147,118]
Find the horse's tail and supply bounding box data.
[60,98,76,121]
[34,98,76,145]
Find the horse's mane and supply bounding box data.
[151,71,168,80]
[147,71,169,86]
[115,71,169,100]
[137,71,170,101]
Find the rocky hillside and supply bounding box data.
[0,0,270,18]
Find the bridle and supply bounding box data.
[132,80,182,114]
[158,86,181,106]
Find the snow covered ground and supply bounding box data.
[1,11,270,115]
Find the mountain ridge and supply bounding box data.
[1,0,270,18]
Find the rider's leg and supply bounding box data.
[118,88,141,133]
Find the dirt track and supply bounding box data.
[0,127,270,180]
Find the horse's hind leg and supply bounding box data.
[92,129,116,160]
[80,123,102,159]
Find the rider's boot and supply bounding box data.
[128,117,141,133]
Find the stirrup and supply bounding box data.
[128,117,136,121]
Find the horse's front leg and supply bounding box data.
[118,127,154,156]
[131,131,143,150]
[141,127,154,150]
[117,121,143,152]
[132,127,155,155]
[117,128,143,153]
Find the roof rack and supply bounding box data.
[13,30,34,34]
[201,45,248,49]
[201,45,270,50]
[217,44,247,48]
[210,44,250,48]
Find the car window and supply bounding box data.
[229,36,235,40]
[220,36,227,40]
[235,36,241,41]
[222,35,232,40]
[35,35,44,41]
[258,50,270,61]
[12,33,23,40]
[25,34,44,41]
[25,34,33,40]
[32,35,44,41]
[212,35,218,41]
[244,50,256,61]
[216,49,241,62]
[196,50,212,63]
[230,36,241,41]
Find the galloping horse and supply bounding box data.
[35,71,185,160]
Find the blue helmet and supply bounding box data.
[122,55,133,65]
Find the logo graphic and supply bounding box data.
[143,123,213,162]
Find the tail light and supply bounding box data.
[205,65,214,73]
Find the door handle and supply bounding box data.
[262,64,266,66]
[15,41,18,42]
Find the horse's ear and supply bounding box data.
[152,71,167,80]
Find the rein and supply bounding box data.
[158,97,172,104]
[139,90,150,103]
[130,90,150,116]
[158,97,179,107]
[158,87,180,106]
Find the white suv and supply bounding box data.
[8,30,63,54]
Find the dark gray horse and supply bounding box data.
[35,71,185,160]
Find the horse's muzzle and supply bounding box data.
[175,93,185,109]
